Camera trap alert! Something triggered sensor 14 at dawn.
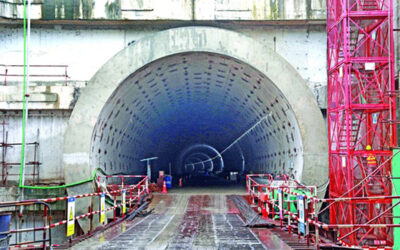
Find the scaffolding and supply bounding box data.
[1,117,40,186]
[327,0,396,247]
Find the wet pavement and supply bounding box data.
[72,191,294,249]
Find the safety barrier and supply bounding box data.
[246,174,400,249]
[0,201,52,249]
[0,175,149,249]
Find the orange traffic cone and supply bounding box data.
[179,178,182,187]
[162,180,167,193]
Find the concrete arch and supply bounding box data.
[185,153,214,172]
[178,144,224,175]
[63,26,327,187]
[63,27,328,228]
[186,157,205,172]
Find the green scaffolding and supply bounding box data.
[392,149,400,248]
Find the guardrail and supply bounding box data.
[0,64,70,86]
[0,201,52,249]
[0,175,149,249]
[246,174,400,249]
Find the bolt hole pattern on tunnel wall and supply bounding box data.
[90,52,303,179]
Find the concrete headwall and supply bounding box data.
[0,15,328,185]
[0,24,327,184]
[0,25,327,106]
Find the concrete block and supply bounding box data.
[0,86,78,110]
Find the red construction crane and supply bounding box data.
[327,0,396,247]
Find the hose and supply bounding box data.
[20,168,128,190]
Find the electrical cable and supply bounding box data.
[185,114,271,167]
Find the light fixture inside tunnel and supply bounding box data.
[90,52,304,181]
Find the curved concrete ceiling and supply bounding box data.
[91,52,303,179]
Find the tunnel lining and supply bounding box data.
[89,52,304,180]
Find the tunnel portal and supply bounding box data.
[62,26,328,233]
[63,27,328,211]
[90,52,303,181]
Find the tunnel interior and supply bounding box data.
[90,52,303,185]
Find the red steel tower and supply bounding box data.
[327,0,396,247]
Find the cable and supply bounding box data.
[219,114,271,155]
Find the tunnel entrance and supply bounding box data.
[90,52,304,186]
[64,27,327,232]
[63,27,328,217]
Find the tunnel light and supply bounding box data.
[140,157,158,181]
[140,157,159,162]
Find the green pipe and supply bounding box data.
[16,10,126,191]
[16,5,130,191]
[392,149,400,248]
[19,0,28,188]
[20,169,99,189]
[21,168,129,190]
